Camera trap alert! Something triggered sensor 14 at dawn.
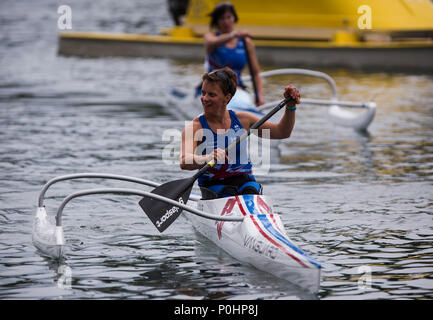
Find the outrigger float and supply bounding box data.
[58,0,433,71]
[32,173,321,293]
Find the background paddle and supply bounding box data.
[138,96,293,232]
[242,37,259,105]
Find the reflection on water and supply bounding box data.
[0,0,433,300]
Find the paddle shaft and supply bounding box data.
[190,96,292,182]
[242,38,259,105]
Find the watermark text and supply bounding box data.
[58,5,72,30]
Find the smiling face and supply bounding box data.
[200,80,231,112]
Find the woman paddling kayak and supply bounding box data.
[180,67,300,199]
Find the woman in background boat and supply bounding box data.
[181,67,300,199]
[203,2,264,106]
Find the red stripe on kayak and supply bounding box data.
[235,196,309,269]
[257,195,284,234]
[217,198,237,240]
[250,216,309,268]
[235,196,248,216]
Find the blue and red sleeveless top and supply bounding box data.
[206,33,247,88]
[197,110,253,187]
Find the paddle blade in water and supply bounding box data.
[138,178,193,232]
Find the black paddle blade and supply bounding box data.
[138,178,193,233]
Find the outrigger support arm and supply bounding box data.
[244,68,338,98]
[258,98,377,111]
[245,68,376,111]
[38,173,200,207]
[55,188,243,227]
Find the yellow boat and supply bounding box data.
[58,0,433,71]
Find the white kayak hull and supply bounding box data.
[188,194,321,293]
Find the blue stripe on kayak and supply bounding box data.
[257,214,322,269]
[243,194,259,215]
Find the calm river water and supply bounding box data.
[0,0,432,300]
